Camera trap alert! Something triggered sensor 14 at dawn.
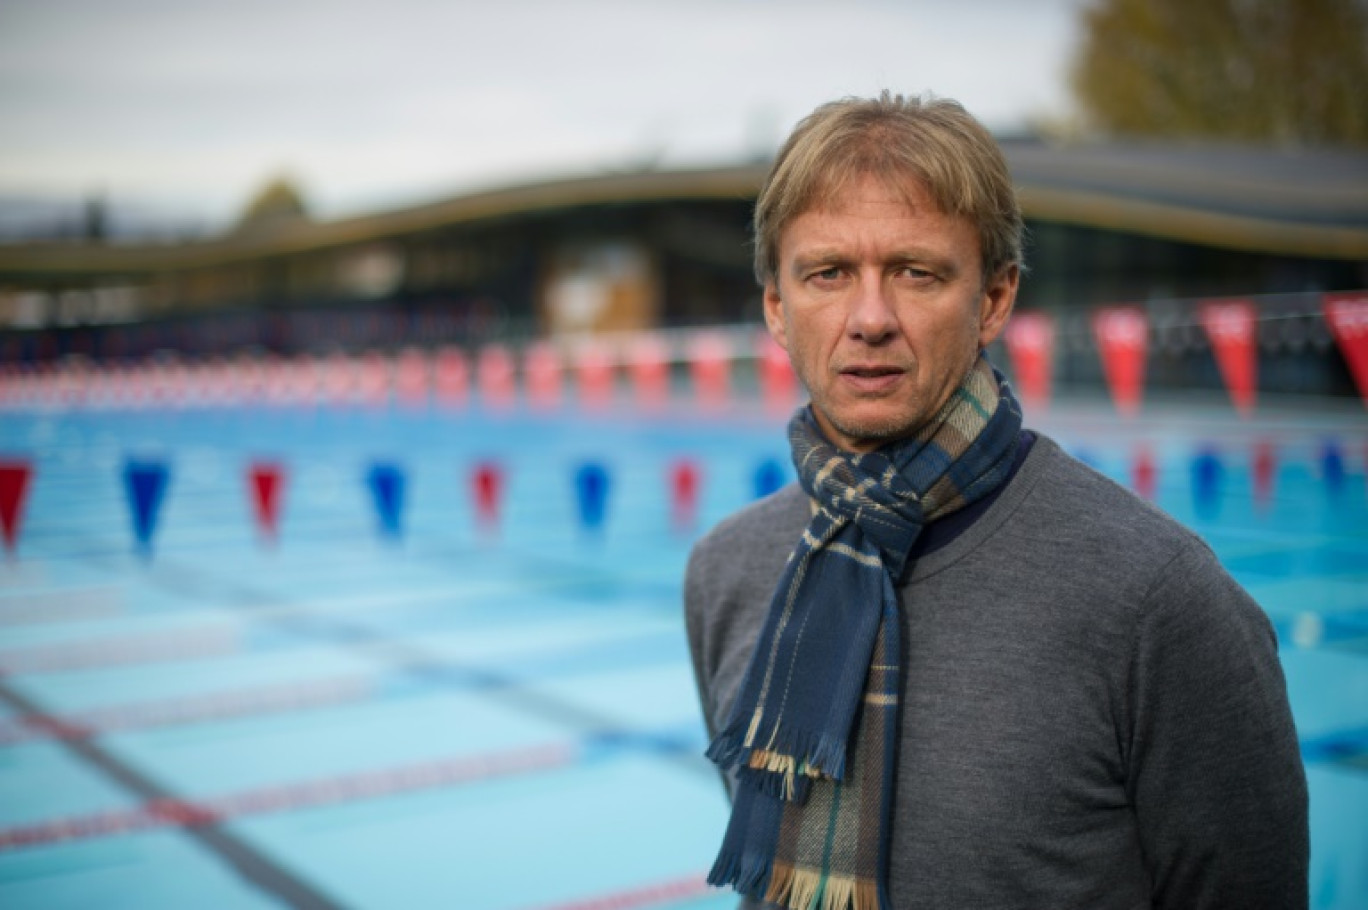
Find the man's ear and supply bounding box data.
[763,280,789,352]
[978,264,1019,349]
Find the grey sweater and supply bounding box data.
[685,435,1308,909]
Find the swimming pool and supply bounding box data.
[0,394,1364,909]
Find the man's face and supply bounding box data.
[763,174,1017,453]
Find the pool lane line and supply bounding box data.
[0,584,123,626]
[0,620,688,746]
[515,873,714,910]
[0,574,556,677]
[344,634,715,779]
[0,580,455,628]
[0,673,373,746]
[0,678,347,910]
[0,724,710,854]
[0,738,578,852]
[35,542,718,782]
[0,622,240,674]
[1300,726,1368,767]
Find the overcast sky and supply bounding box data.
[0,0,1088,227]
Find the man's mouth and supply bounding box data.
[838,365,907,391]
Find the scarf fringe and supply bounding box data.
[765,864,880,910]
[706,722,850,785]
[711,842,881,910]
[704,729,746,767]
[708,848,773,898]
[738,764,813,802]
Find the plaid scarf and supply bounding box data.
[706,356,1022,910]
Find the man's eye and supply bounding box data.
[812,267,842,281]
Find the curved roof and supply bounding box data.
[2,142,1366,276]
[0,166,767,275]
[1004,139,1368,259]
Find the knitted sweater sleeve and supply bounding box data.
[684,486,810,800]
[684,539,722,745]
[1127,541,1309,909]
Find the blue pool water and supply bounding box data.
[0,396,1364,909]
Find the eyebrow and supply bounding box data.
[789,248,962,278]
[788,251,847,277]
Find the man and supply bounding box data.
[685,92,1307,910]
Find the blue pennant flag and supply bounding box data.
[123,459,171,558]
[1191,447,1223,520]
[574,461,610,533]
[753,457,786,500]
[1320,441,1346,497]
[367,463,406,540]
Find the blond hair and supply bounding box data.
[754,91,1023,286]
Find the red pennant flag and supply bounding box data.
[472,462,505,534]
[0,460,33,555]
[1092,306,1148,417]
[1252,439,1276,510]
[575,342,616,410]
[276,350,311,405]
[1004,311,1055,412]
[477,344,517,410]
[1323,292,1368,408]
[1131,445,1157,500]
[248,462,286,543]
[627,335,670,411]
[523,341,563,411]
[356,351,391,406]
[433,346,469,407]
[393,348,431,408]
[756,333,797,413]
[669,459,701,532]
[1199,299,1257,416]
[320,352,356,406]
[688,332,731,409]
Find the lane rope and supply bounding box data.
[0,623,239,675]
[0,673,373,746]
[0,740,576,851]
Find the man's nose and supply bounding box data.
[847,275,898,342]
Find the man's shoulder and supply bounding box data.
[685,482,808,606]
[1027,435,1191,527]
[1020,434,1216,574]
[969,435,1262,661]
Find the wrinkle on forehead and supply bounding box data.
[803,167,947,221]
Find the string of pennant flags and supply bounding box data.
[0,439,1358,561]
[1,292,1364,558]
[1007,291,1368,415]
[0,330,748,414]
[0,454,790,559]
[1,290,1366,415]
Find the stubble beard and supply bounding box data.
[805,358,977,452]
[809,394,927,452]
